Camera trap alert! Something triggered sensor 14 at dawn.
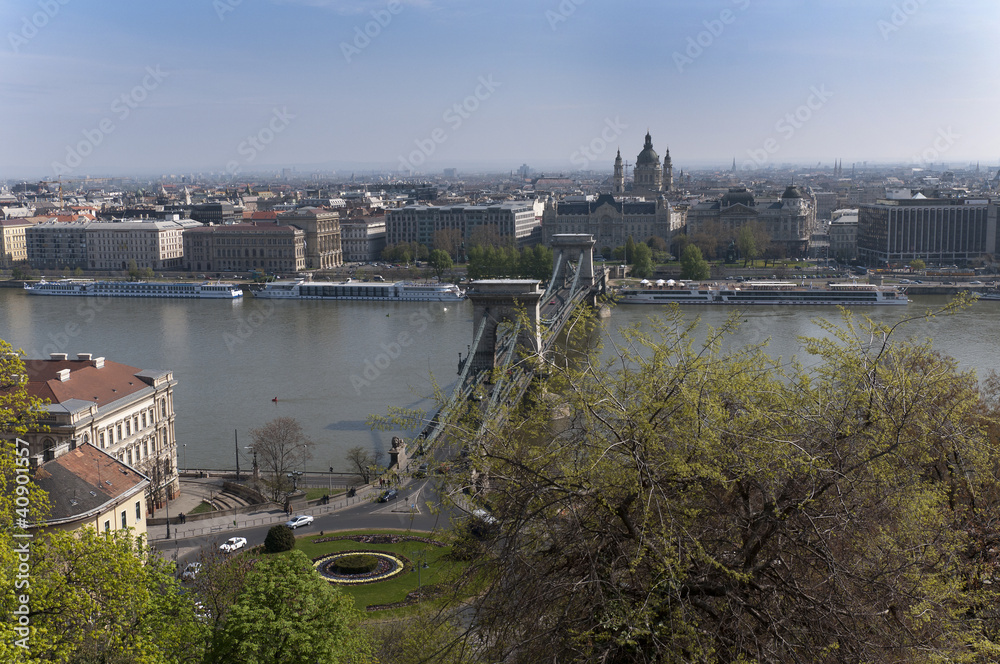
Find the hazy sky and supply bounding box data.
[3,0,999,179]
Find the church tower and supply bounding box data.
[663,147,673,193]
[632,131,663,199]
[613,149,625,194]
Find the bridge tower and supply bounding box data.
[465,280,543,373]
[549,233,603,300]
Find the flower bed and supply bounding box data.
[310,533,447,547]
[313,550,407,585]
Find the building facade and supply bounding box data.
[86,219,200,271]
[386,201,540,248]
[278,207,342,270]
[340,216,387,263]
[190,202,239,225]
[541,193,678,250]
[182,223,305,274]
[0,219,31,268]
[19,353,179,515]
[857,198,994,267]
[686,186,818,257]
[25,220,90,270]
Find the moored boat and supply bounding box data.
[24,279,243,299]
[255,278,465,302]
[616,281,908,306]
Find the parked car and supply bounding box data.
[181,562,201,581]
[377,488,398,502]
[219,537,247,553]
[285,515,314,529]
[415,463,429,478]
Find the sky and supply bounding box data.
[2,0,999,179]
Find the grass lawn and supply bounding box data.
[188,501,216,514]
[294,530,464,612]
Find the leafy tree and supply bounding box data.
[736,222,759,267]
[19,528,203,663]
[911,258,927,271]
[73,266,84,277]
[625,236,637,264]
[207,549,372,664]
[127,259,140,279]
[435,297,1000,663]
[517,245,553,281]
[264,524,296,553]
[427,249,453,280]
[679,243,710,280]
[249,417,313,501]
[630,242,654,278]
[645,235,668,253]
[467,224,508,251]
[433,228,464,261]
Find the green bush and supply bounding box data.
[264,525,296,553]
[330,554,378,575]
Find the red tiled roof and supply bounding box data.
[25,359,148,408]
[34,444,148,521]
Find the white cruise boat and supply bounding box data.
[255,279,465,302]
[617,281,909,306]
[24,279,243,299]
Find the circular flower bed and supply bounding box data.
[313,550,406,585]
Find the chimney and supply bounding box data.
[50,353,68,361]
[76,353,93,361]
[92,357,105,369]
[56,369,70,382]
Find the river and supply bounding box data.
[1,288,995,470]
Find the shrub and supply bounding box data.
[330,554,378,575]
[264,525,296,553]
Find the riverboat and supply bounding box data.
[974,291,1000,301]
[255,278,465,302]
[24,279,243,299]
[616,281,909,306]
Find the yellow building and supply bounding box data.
[0,219,31,268]
[31,443,150,538]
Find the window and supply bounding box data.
[117,424,122,440]
[104,520,111,532]
[99,431,105,448]
[161,400,166,417]
[121,510,127,529]
[125,421,130,436]
[141,412,146,428]
[135,501,141,521]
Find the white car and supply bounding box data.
[219,536,247,553]
[285,515,314,529]
[180,562,201,581]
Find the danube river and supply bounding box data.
[1,288,996,471]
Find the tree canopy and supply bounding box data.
[679,243,710,280]
[435,297,1000,663]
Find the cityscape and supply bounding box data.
[4,1,1000,662]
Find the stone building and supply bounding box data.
[86,219,201,271]
[0,219,31,268]
[278,207,342,270]
[340,215,387,263]
[182,223,305,274]
[541,193,679,250]
[386,201,539,249]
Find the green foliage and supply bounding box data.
[679,243,710,280]
[127,259,140,279]
[331,554,378,575]
[441,299,1000,663]
[910,258,927,271]
[427,249,453,279]
[630,243,654,278]
[467,245,552,281]
[264,524,296,553]
[207,549,373,664]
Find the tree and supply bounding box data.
[345,445,376,484]
[207,550,372,664]
[127,259,140,279]
[433,228,464,261]
[428,249,453,280]
[439,297,1000,663]
[264,524,296,553]
[17,528,203,663]
[248,417,313,501]
[467,224,509,251]
[679,243,710,280]
[630,242,654,278]
[911,258,927,271]
[736,222,759,267]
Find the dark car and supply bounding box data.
[378,488,398,502]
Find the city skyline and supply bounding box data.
[3,0,1000,179]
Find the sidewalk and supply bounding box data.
[147,479,384,543]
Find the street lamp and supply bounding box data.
[182,443,187,471]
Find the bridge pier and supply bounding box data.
[465,280,543,374]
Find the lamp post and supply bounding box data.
[182,443,187,472]
[234,429,240,482]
